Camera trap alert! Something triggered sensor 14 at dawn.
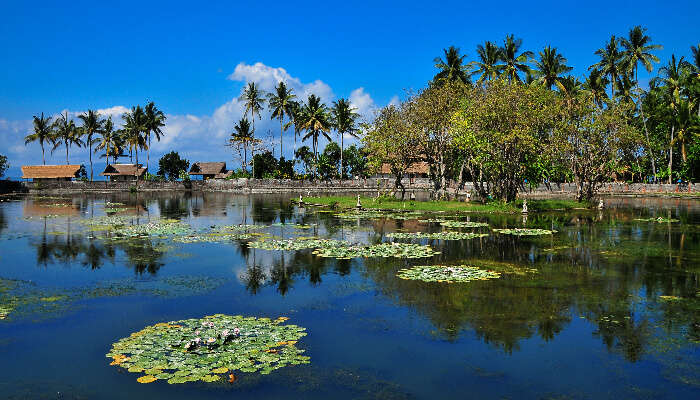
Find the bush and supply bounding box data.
[0,154,8,178]
[158,152,190,181]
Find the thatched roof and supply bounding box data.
[21,165,81,179]
[380,161,429,175]
[101,164,146,177]
[189,162,227,176]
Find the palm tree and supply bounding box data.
[433,46,469,85]
[672,100,700,163]
[230,117,255,172]
[95,117,122,164]
[144,102,166,173]
[655,55,686,183]
[558,76,583,109]
[469,41,501,83]
[25,113,53,165]
[590,36,623,99]
[298,94,332,179]
[52,112,83,164]
[267,81,296,158]
[331,98,359,179]
[498,34,533,82]
[685,44,700,117]
[77,110,103,181]
[122,105,147,168]
[532,46,573,90]
[240,82,266,177]
[582,69,609,106]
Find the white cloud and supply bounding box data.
[349,87,376,118]
[228,62,334,103]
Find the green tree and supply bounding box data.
[294,146,314,176]
[453,79,558,202]
[77,110,104,181]
[52,111,83,164]
[331,98,359,179]
[157,151,190,181]
[655,54,686,182]
[590,36,623,100]
[240,82,266,176]
[433,46,469,85]
[228,117,257,172]
[251,151,278,178]
[469,41,501,83]
[144,102,166,172]
[0,154,8,178]
[672,100,700,163]
[267,81,296,158]
[532,46,573,90]
[318,142,341,180]
[298,94,332,179]
[94,117,122,164]
[582,69,610,106]
[122,105,147,168]
[25,112,53,165]
[498,34,533,83]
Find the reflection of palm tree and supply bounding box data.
[242,265,266,294]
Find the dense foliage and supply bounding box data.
[157,151,190,181]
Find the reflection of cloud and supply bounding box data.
[2,62,385,169]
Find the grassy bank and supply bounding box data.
[301,196,590,213]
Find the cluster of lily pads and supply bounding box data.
[106,314,309,384]
[492,228,556,236]
[386,232,488,240]
[634,217,680,223]
[248,238,346,251]
[113,219,192,238]
[313,242,439,259]
[396,265,501,283]
[439,221,489,228]
[270,223,316,229]
[104,207,128,213]
[173,233,262,243]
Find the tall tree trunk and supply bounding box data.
[251,114,255,179]
[89,140,93,181]
[147,133,151,173]
[41,145,45,165]
[340,131,344,180]
[279,118,283,160]
[635,69,656,180]
[668,125,674,184]
[66,143,69,165]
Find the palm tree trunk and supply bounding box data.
[279,118,283,160]
[66,143,69,165]
[89,140,93,181]
[340,131,344,180]
[147,134,151,173]
[251,114,255,179]
[41,144,45,165]
[668,125,674,184]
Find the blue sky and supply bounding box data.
[1,0,698,178]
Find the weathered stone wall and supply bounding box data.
[13,178,700,198]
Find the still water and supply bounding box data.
[0,192,698,399]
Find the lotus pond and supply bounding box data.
[0,192,699,399]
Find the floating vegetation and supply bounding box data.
[659,295,682,301]
[467,259,539,275]
[105,202,125,206]
[387,232,488,240]
[335,210,391,220]
[418,218,448,223]
[79,215,129,228]
[211,224,267,232]
[174,233,261,243]
[313,242,438,259]
[106,314,309,384]
[492,228,556,236]
[104,207,128,213]
[634,217,680,223]
[248,238,347,251]
[439,221,489,228]
[22,214,63,220]
[396,265,501,283]
[271,223,316,229]
[114,219,192,237]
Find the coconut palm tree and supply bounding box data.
[77,110,104,181]
[25,113,53,165]
[532,46,573,90]
[52,112,83,164]
[469,41,501,83]
[267,81,296,158]
[144,102,166,173]
[498,34,533,82]
[582,69,609,106]
[620,26,662,84]
[298,95,332,179]
[672,100,700,163]
[331,98,359,179]
[590,36,623,99]
[95,117,122,164]
[240,82,266,176]
[433,46,469,85]
[655,55,686,183]
[122,105,147,168]
[230,117,255,172]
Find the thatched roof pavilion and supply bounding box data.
[189,162,230,179]
[21,165,81,181]
[101,164,146,181]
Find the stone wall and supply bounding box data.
[13,178,700,198]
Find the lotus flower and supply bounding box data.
[233,328,240,335]
[195,330,200,335]
[194,337,201,344]
[222,329,229,336]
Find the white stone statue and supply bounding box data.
[356,194,362,209]
[522,199,528,214]
[598,199,604,210]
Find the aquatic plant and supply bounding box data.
[248,238,347,251]
[114,219,192,237]
[104,207,128,213]
[212,224,267,232]
[313,242,439,259]
[492,228,556,236]
[634,217,680,223]
[387,232,488,240]
[439,221,489,228]
[173,233,261,243]
[106,314,309,384]
[270,223,317,229]
[396,265,501,283]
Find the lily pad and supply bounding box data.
[492,228,556,236]
[248,238,348,251]
[312,242,439,259]
[396,265,501,283]
[439,221,489,228]
[106,314,309,384]
[387,232,488,240]
[634,217,679,223]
